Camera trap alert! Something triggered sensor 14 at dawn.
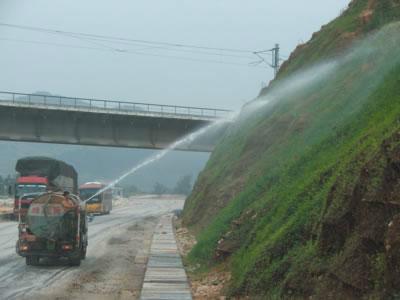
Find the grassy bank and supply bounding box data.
[183,0,400,298]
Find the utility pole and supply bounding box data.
[272,44,280,77]
[251,43,281,78]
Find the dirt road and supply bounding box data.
[0,196,184,300]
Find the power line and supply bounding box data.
[0,37,266,68]
[0,22,254,54]
[0,21,288,71]
[58,34,255,59]
[0,37,123,52]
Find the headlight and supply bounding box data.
[20,244,29,251]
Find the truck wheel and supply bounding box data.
[31,256,40,265]
[81,245,87,260]
[69,255,81,266]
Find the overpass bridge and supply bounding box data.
[0,91,231,152]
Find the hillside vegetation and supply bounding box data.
[182,0,400,298]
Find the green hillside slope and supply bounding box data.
[182,0,400,298]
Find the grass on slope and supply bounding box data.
[186,20,400,296]
[230,63,400,294]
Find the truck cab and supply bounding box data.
[13,156,78,218]
[14,176,49,216]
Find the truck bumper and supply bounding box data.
[17,249,79,258]
[16,241,81,258]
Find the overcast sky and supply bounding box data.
[0,0,350,110]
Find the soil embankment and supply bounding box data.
[182,0,400,298]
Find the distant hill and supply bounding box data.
[0,141,209,192]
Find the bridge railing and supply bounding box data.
[0,91,231,119]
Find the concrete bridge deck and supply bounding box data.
[0,91,231,151]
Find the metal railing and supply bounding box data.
[0,91,231,120]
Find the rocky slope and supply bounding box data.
[182,0,400,298]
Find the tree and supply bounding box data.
[4,175,16,196]
[152,182,169,195]
[0,174,15,196]
[124,184,141,197]
[0,175,4,195]
[173,175,193,196]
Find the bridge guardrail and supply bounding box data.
[0,91,231,120]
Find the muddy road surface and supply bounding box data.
[0,196,184,300]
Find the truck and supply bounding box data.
[16,191,88,266]
[79,182,112,215]
[14,157,78,217]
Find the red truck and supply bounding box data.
[14,157,78,218]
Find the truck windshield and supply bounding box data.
[16,184,47,198]
[79,188,101,202]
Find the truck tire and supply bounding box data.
[81,245,87,260]
[26,256,39,266]
[69,255,81,266]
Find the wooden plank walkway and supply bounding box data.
[140,214,192,300]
